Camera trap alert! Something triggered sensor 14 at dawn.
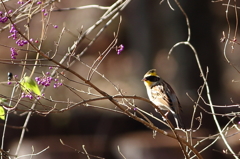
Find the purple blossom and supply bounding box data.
[10,47,18,59]
[117,44,124,55]
[17,1,24,5]
[0,16,8,23]
[16,39,28,46]
[0,11,8,23]
[27,94,33,99]
[41,8,48,16]
[53,82,62,88]
[21,92,33,99]
[8,25,18,40]
[8,25,29,47]
[21,92,25,98]
[35,73,62,88]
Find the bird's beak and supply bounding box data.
[141,78,146,81]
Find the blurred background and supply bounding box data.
[0,0,240,158]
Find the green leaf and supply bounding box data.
[0,98,7,103]
[0,107,5,120]
[0,98,13,108]
[20,76,41,95]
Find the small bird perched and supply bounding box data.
[142,69,185,129]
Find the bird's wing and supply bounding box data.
[151,81,182,113]
[150,84,172,109]
[151,81,185,128]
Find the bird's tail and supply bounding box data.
[173,113,185,129]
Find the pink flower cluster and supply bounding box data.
[0,11,8,23]
[21,92,42,100]
[35,70,62,88]
[117,44,124,55]
[8,25,28,46]
[10,48,18,59]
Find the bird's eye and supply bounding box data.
[146,76,159,82]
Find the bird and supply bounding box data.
[142,69,185,129]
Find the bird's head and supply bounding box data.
[142,69,160,87]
